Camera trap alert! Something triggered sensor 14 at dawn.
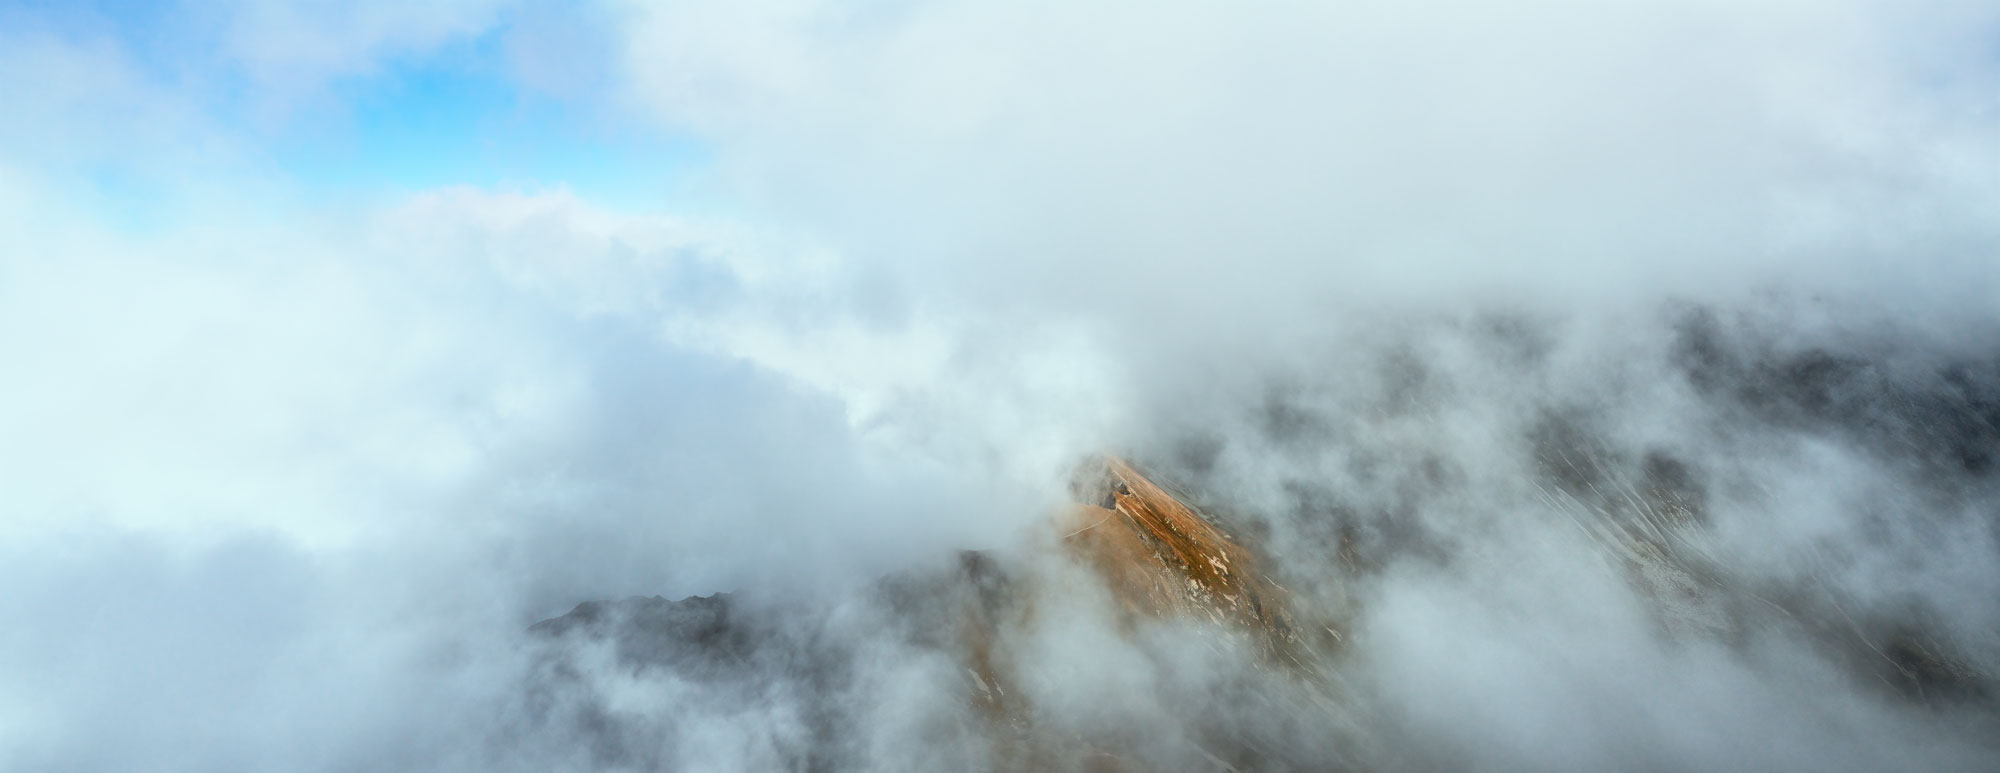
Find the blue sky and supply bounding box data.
[275,33,708,207]
[3,0,709,215]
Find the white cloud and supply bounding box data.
[6,1,2000,768]
[0,164,1065,766]
[611,0,2000,339]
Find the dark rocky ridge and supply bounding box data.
[525,460,1345,770]
[520,308,2000,770]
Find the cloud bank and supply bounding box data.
[3,0,1999,769]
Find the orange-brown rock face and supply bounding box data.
[1061,457,1298,654]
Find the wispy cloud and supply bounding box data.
[3,0,1999,769]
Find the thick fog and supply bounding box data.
[3,0,1999,770]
